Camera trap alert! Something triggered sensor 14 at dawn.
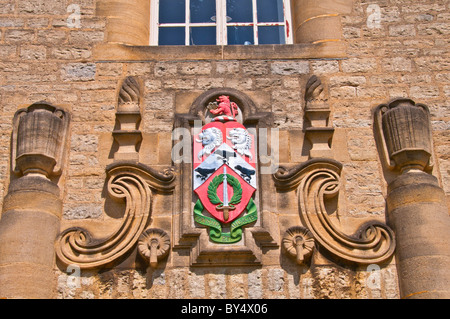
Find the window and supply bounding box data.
[150,0,293,46]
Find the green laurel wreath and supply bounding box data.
[207,173,242,208]
[193,198,257,244]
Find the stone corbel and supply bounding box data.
[55,162,175,270]
[275,158,396,265]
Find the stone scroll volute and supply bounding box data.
[275,159,396,265]
[55,163,175,269]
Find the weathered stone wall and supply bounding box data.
[0,0,448,299]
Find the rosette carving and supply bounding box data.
[55,162,175,269]
[138,228,170,268]
[282,226,315,265]
[275,159,395,265]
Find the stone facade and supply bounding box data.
[0,0,448,299]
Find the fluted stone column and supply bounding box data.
[374,98,450,299]
[0,102,70,298]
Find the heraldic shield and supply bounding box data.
[193,96,257,243]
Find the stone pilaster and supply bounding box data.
[374,98,450,299]
[0,102,70,298]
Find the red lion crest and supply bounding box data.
[209,95,238,118]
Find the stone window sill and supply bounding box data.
[93,41,346,62]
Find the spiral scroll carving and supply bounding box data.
[275,159,396,265]
[55,163,175,269]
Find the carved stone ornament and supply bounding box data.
[173,88,279,266]
[55,162,175,269]
[282,226,315,265]
[113,76,143,162]
[274,159,396,265]
[138,228,170,268]
[373,98,434,173]
[303,75,334,158]
[12,101,70,179]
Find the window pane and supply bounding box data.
[160,0,185,24]
[191,0,216,23]
[258,25,285,44]
[257,0,284,23]
[227,26,254,45]
[227,0,252,23]
[159,27,185,45]
[190,26,216,45]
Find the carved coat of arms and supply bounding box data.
[193,96,257,243]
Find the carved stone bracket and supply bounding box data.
[282,226,315,265]
[138,228,171,268]
[275,159,396,265]
[55,162,175,269]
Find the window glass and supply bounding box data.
[154,0,291,45]
[159,27,185,45]
[190,26,216,45]
[191,0,216,23]
[257,0,284,23]
[258,25,285,44]
[227,26,254,45]
[160,0,186,23]
[226,0,253,23]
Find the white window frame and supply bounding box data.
[150,0,293,46]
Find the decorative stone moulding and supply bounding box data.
[303,75,334,158]
[173,88,279,266]
[138,228,171,268]
[113,76,143,162]
[282,226,315,265]
[373,98,434,174]
[12,101,70,179]
[55,162,175,270]
[274,159,396,265]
